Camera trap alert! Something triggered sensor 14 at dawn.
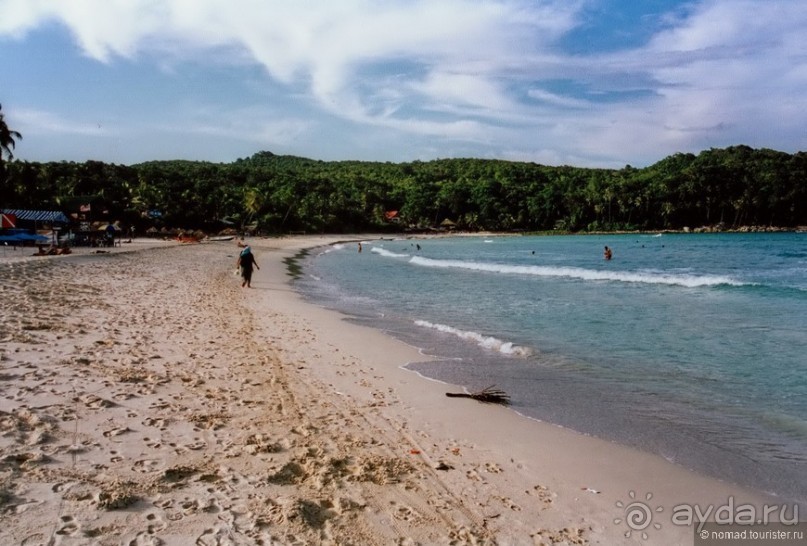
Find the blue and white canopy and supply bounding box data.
[1,209,70,224]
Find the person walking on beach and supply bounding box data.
[236,246,259,288]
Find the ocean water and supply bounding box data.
[295,233,807,505]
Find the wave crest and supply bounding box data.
[371,247,410,258]
[414,320,533,357]
[408,256,744,288]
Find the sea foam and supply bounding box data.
[371,247,410,258]
[414,320,533,357]
[408,256,745,288]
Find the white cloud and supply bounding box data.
[411,71,514,113]
[646,0,807,152]
[527,89,591,109]
[534,0,807,164]
[0,1,577,106]
[171,113,314,149]
[15,108,112,136]
[0,0,805,165]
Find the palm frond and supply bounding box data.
[445,385,510,406]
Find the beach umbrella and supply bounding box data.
[14,232,49,242]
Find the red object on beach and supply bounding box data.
[1,213,16,228]
[410,449,421,455]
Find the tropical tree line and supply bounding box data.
[1,122,805,234]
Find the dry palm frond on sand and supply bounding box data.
[445,386,510,406]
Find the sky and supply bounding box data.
[0,0,805,168]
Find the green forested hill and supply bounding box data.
[1,145,805,233]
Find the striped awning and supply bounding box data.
[1,209,70,224]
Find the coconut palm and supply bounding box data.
[0,103,22,162]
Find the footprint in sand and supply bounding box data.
[153,498,174,509]
[531,527,586,545]
[195,525,235,546]
[484,462,503,474]
[127,530,164,545]
[55,515,78,536]
[102,426,130,438]
[494,495,522,511]
[180,498,201,515]
[145,512,167,534]
[391,502,424,524]
[133,459,162,473]
[185,440,206,451]
[526,484,556,509]
[142,417,168,430]
[79,394,117,409]
[202,498,222,514]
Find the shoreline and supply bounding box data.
[245,237,794,538]
[0,235,795,545]
[290,232,807,509]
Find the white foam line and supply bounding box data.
[408,256,745,288]
[415,320,533,357]
[371,247,410,258]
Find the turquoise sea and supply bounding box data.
[295,233,807,505]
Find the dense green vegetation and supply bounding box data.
[1,146,806,234]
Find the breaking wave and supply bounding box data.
[371,247,410,258]
[414,320,533,357]
[408,256,746,288]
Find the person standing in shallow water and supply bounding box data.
[237,246,259,288]
[603,246,613,260]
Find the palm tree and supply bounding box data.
[0,103,23,162]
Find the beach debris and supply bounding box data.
[409,449,421,455]
[445,385,511,406]
[580,487,601,494]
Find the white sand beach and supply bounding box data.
[0,236,783,545]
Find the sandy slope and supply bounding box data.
[0,237,782,545]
